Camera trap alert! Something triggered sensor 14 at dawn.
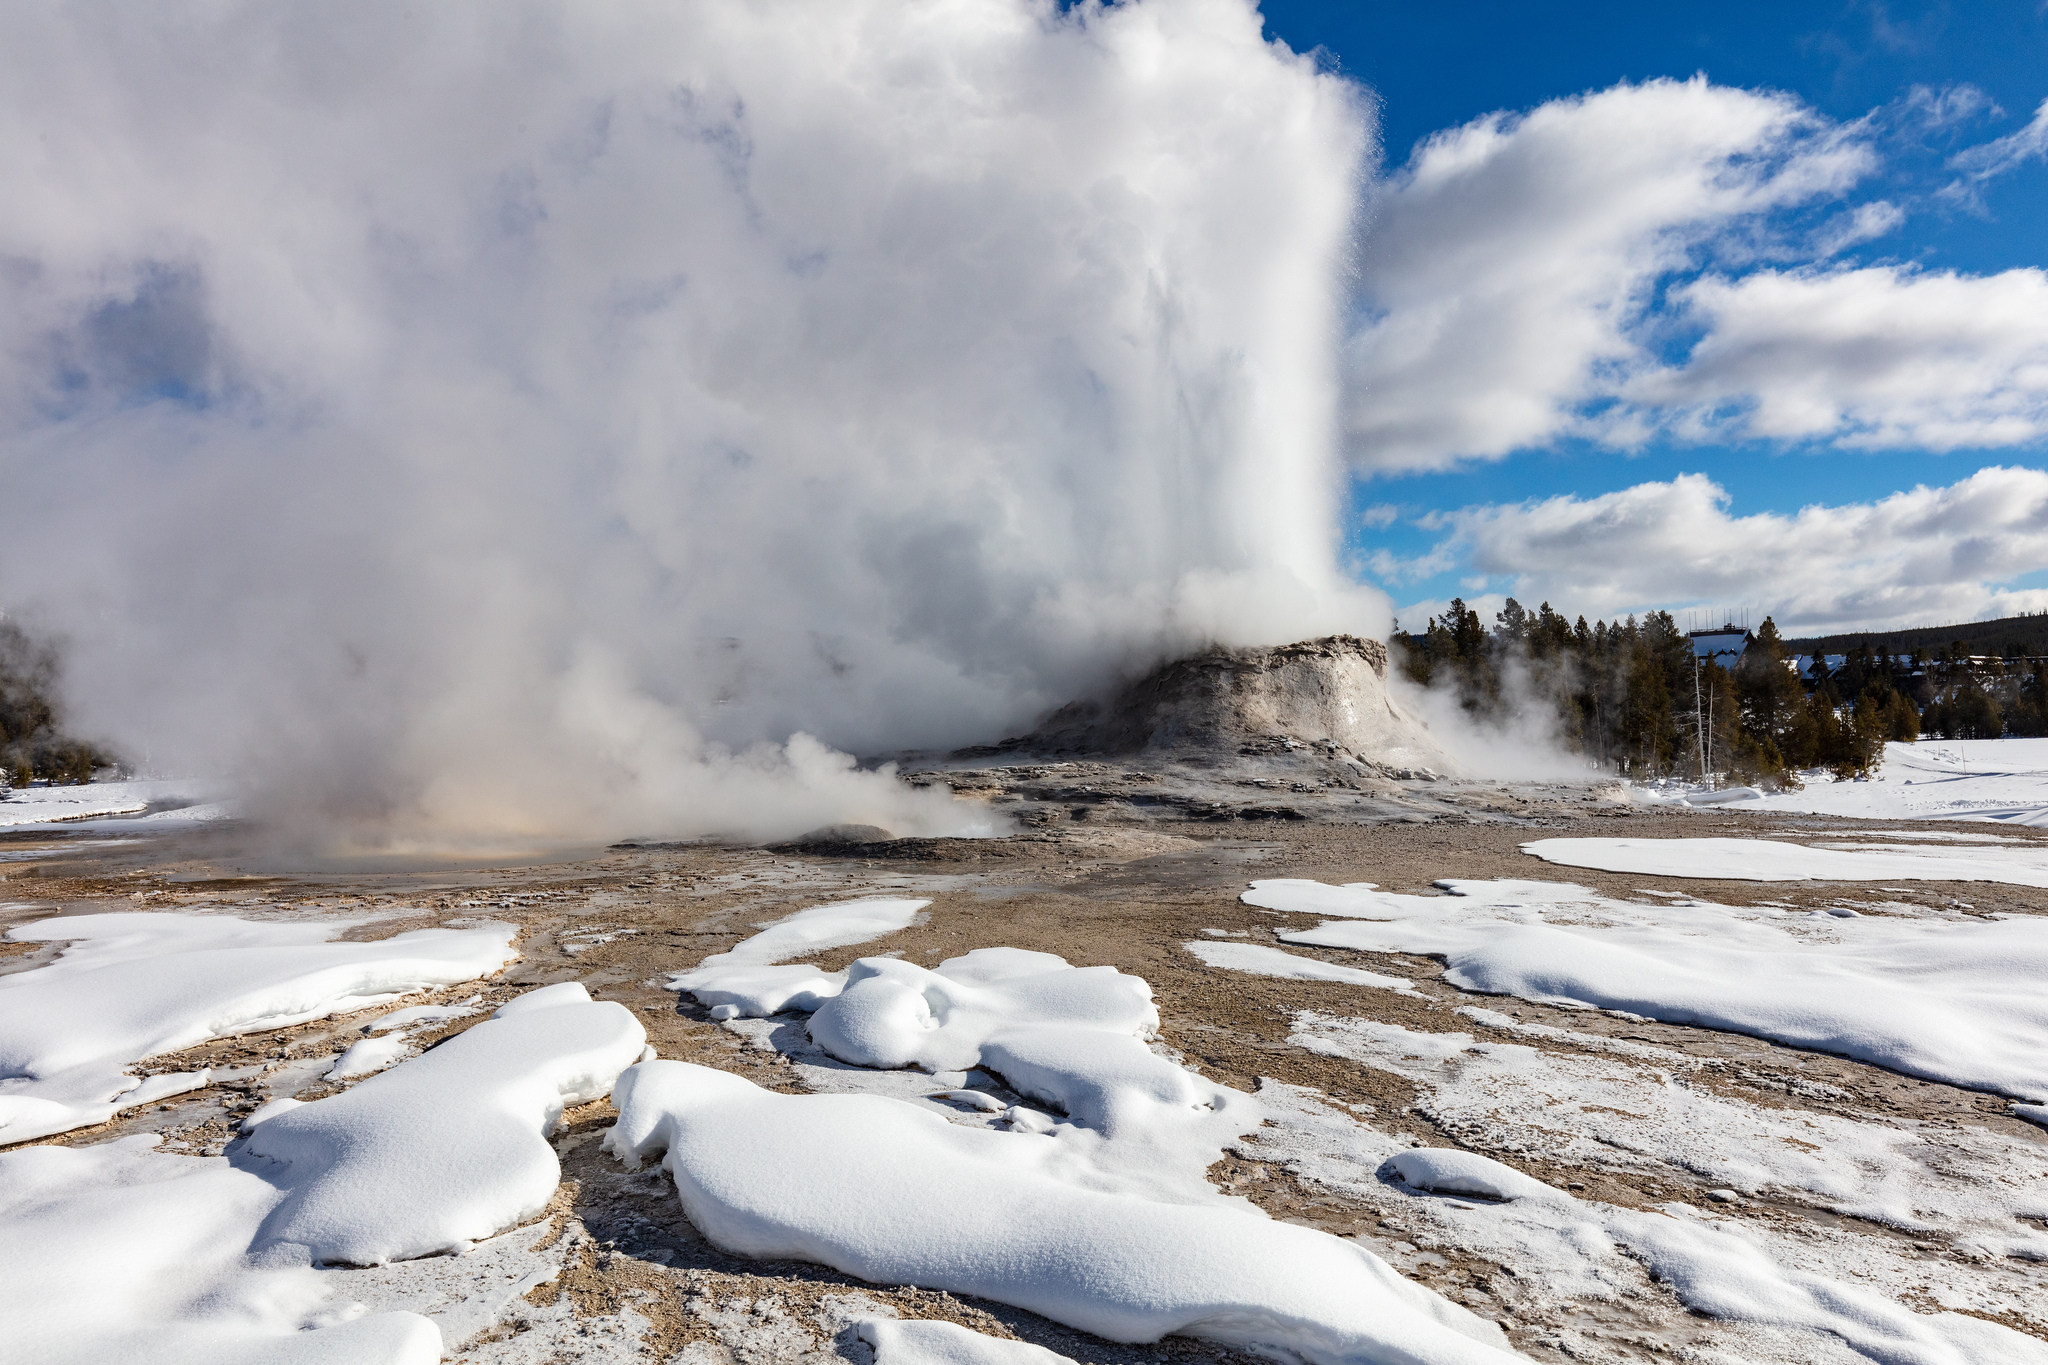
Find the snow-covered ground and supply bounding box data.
[654,908,1518,1363]
[1524,833,2048,886]
[3,981,645,1363]
[8,841,2048,1365]
[1245,877,2048,1101]
[0,911,519,1142]
[0,776,232,828]
[649,899,2048,1364]
[1679,738,2048,825]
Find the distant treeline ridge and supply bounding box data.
[1395,599,2047,787]
[0,619,115,786]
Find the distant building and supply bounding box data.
[1689,626,1749,665]
[1794,654,1847,681]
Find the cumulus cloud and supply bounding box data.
[1388,467,2048,635]
[1343,78,2048,469]
[1631,266,2048,450]
[1344,77,1871,471]
[0,0,1381,848]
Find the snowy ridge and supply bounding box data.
[0,912,519,1143]
[606,1060,1519,1365]
[1248,877,2048,1100]
[1,982,642,1363]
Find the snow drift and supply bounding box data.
[1248,877,2048,1101]
[607,1061,1518,1365]
[1,981,643,1362]
[0,911,518,1143]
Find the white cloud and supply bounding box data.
[1356,502,1401,528]
[1632,266,2048,450]
[1390,467,2048,635]
[1344,77,1872,471]
[1948,97,2048,183]
[1344,78,2048,470]
[1810,200,1904,257]
[1902,83,1999,130]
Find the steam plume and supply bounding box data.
[0,0,1384,845]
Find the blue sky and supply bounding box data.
[1259,1,2048,634]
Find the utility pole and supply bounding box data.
[1705,662,1714,783]
[1694,655,1708,787]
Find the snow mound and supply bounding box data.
[325,1032,412,1080]
[3,980,638,1362]
[1386,1149,1554,1203]
[858,1318,1077,1365]
[1183,940,1417,994]
[607,1060,1517,1365]
[693,943,1256,1198]
[1246,877,2048,1100]
[1525,835,2048,887]
[667,897,928,1016]
[0,912,519,1143]
[808,948,1151,1073]
[0,1136,443,1365]
[243,981,646,1265]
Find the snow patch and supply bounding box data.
[666,897,929,1017]
[606,1061,1519,1365]
[1700,738,2048,826]
[1248,877,2048,1100]
[0,912,518,1142]
[3,981,639,1362]
[1525,835,2048,887]
[1293,1010,2048,1260]
[1182,940,1419,994]
[245,981,647,1266]
[1262,1021,2048,1362]
[858,1318,1078,1365]
[0,777,229,828]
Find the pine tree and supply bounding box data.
[1735,617,1809,781]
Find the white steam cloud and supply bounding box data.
[0,0,1385,846]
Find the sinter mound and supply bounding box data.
[959,635,1455,776]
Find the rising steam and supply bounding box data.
[0,0,1385,846]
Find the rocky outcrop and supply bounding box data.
[959,635,1455,774]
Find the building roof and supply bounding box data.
[1689,629,1749,660]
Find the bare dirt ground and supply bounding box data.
[5,779,2047,1365]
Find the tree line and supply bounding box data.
[0,619,115,787]
[1393,599,1948,787]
